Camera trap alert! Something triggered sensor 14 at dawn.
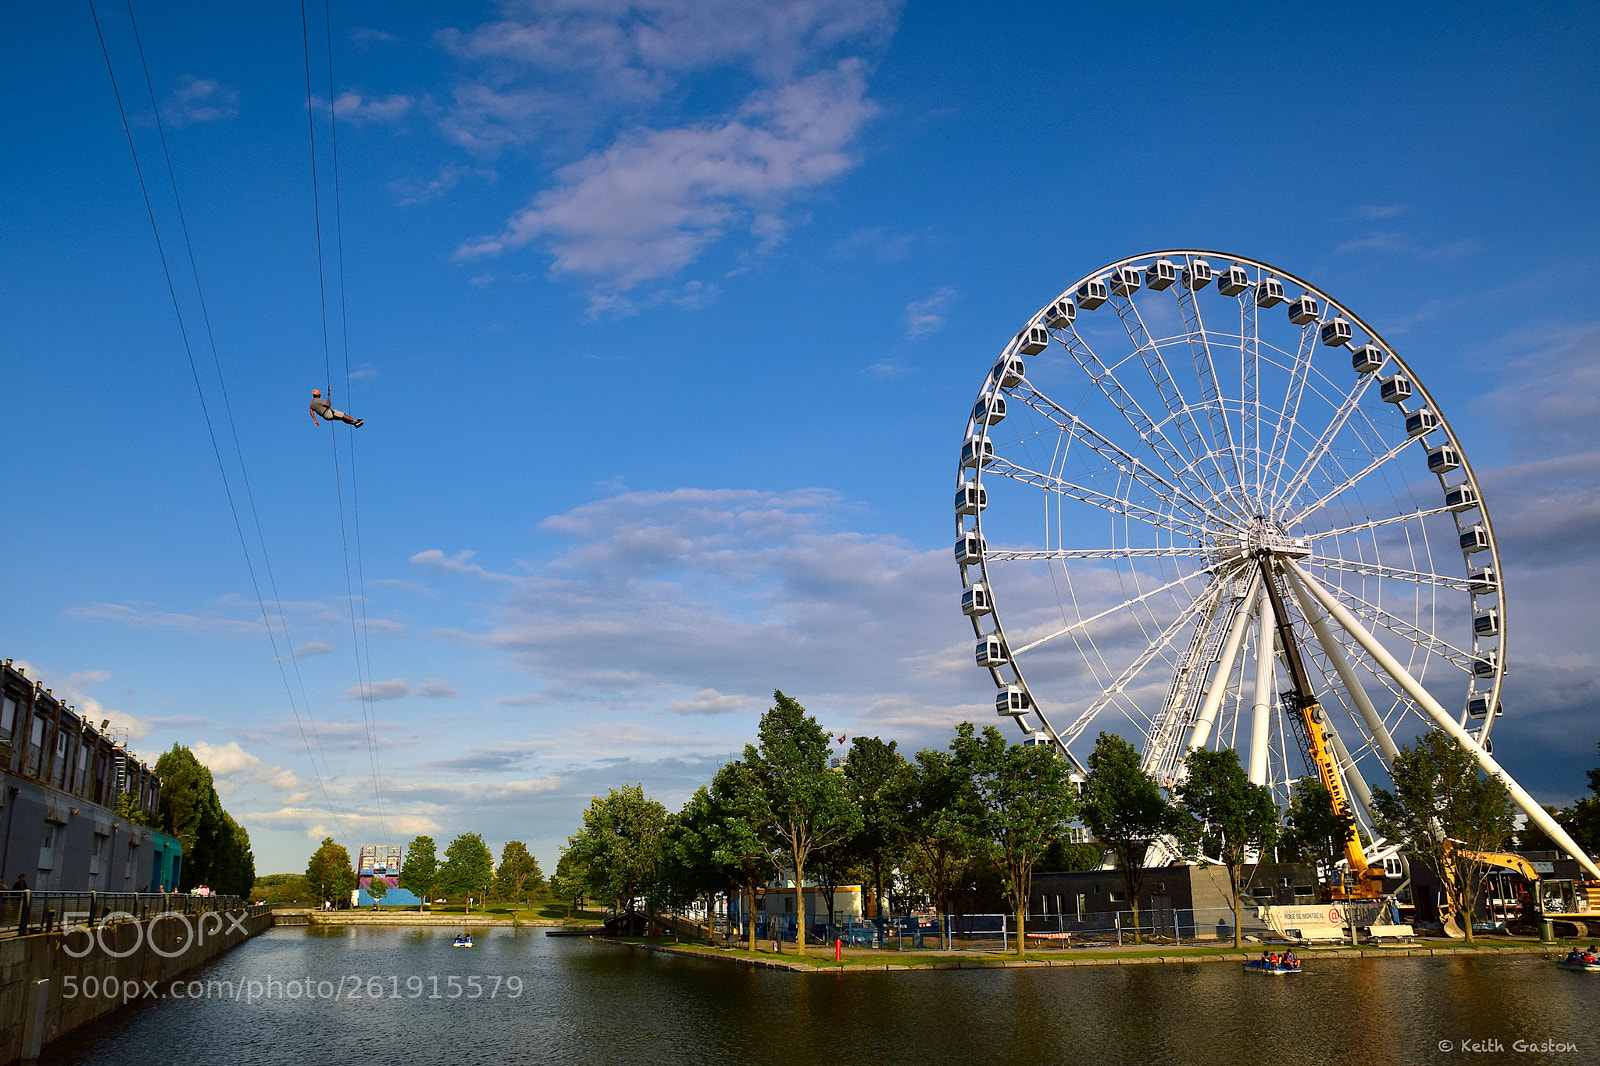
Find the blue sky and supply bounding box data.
[3,1,1598,875]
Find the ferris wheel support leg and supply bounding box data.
[1291,579,1403,766]
[1247,585,1274,785]
[1284,560,1600,880]
[1189,570,1262,753]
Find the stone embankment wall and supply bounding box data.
[0,906,272,1063]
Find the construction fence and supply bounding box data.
[747,907,1277,951]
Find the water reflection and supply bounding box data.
[40,929,1591,1066]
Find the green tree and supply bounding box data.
[565,785,667,915]
[1176,747,1280,948]
[400,835,438,911]
[254,873,310,905]
[745,691,862,955]
[708,759,775,952]
[950,723,1079,956]
[212,812,256,898]
[903,745,977,920]
[1371,729,1517,943]
[1556,743,1600,859]
[551,850,589,919]
[154,745,254,893]
[1279,776,1356,882]
[1079,732,1184,944]
[306,837,356,907]
[659,785,734,940]
[367,872,389,904]
[495,841,544,905]
[436,833,495,903]
[843,736,911,920]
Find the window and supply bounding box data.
[0,696,15,739]
[1109,891,1126,902]
[29,717,44,749]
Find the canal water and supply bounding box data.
[41,928,1591,1065]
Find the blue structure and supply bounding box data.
[148,830,183,892]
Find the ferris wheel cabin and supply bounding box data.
[996,685,1032,717]
[1075,277,1109,309]
[975,634,1008,667]
[961,437,995,468]
[973,396,1006,425]
[961,583,993,616]
[1043,298,1076,329]
[955,533,986,565]
[1217,264,1250,295]
[1016,325,1050,355]
[1287,294,1320,324]
[1110,265,1143,297]
[1181,258,1213,289]
[955,481,987,515]
[1145,259,1177,290]
[1351,343,1385,372]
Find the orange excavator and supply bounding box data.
[1258,553,1387,902]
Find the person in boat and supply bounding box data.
[310,389,363,427]
[1282,950,1299,969]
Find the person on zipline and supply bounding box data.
[309,388,363,427]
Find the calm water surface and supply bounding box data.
[42,928,1593,1065]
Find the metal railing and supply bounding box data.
[0,890,264,940]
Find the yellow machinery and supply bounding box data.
[1258,554,1387,901]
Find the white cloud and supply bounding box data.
[455,61,876,287]
[345,679,414,701]
[391,164,497,206]
[191,740,306,794]
[292,641,333,659]
[409,548,517,582]
[161,76,239,126]
[417,680,460,699]
[664,688,748,715]
[45,669,151,741]
[326,91,415,125]
[905,285,955,338]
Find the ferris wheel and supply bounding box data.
[956,250,1594,872]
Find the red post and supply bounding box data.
[835,938,843,962]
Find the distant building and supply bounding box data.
[0,658,169,891]
[358,843,402,877]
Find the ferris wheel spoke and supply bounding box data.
[1239,287,1263,510]
[1315,581,1476,670]
[1284,433,1419,528]
[1299,505,1460,542]
[986,546,1216,562]
[1058,583,1224,747]
[1011,387,1230,530]
[1106,295,1233,511]
[986,457,1220,541]
[1008,565,1226,657]
[1262,322,1320,506]
[1302,554,1474,593]
[1272,371,1379,515]
[1034,332,1217,510]
[1174,275,1248,499]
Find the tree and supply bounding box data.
[565,785,667,916]
[1079,732,1185,943]
[843,736,910,919]
[745,691,862,955]
[436,833,495,902]
[950,723,1079,956]
[1371,729,1517,943]
[495,841,544,906]
[551,850,589,919]
[659,786,734,940]
[903,745,978,921]
[1176,747,1280,948]
[1556,743,1600,859]
[1279,777,1355,882]
[400,835,438,911]
[155,744,252,892]
[306,837,356,907]
[212,812,256,898]
[367,872,389,904]
[708,759,775,952]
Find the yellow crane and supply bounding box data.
[1257,553,1387,901]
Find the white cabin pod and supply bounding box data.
[1468,693,1504,719]
[993,356,1026,388]
[1460,525,1490,553]
[1016,325,1050,355]
[1471,650,1500,678]
[1023,731,1053,747]
[955,532,987,565]
[996,684,1032,716]
[973,395,1007,426]
[955,481,988,515]
[1110,265,1143,297]
[1287,294,1320,324]
[1474,608,1501,636]
[1076,277,1109,309]
[1145,259,1177,290]
[1406,408,1440,437]
[1043,298,1076,329]
[1351,343,1384,372]
[1255,277,1286,307]
[975,634,1008,667]
[1379,373,1413,403]
[1182,259,1213,289]
[1444,483,1479,511]
[960,436,995,468]
[961,583,993,616]
[1217,264,1250,296]
[1426,443,1460,474]
[1468,564,1497,595]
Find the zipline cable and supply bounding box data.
[91,0,352,843]
[300,0,390,844]
[120,0,354,841]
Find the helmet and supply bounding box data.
[312,389,322,396]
